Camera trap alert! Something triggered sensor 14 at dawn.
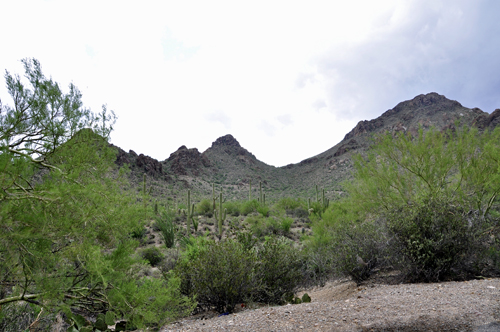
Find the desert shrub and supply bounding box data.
[158,248,181,275]
[235,230,259,251]
[225,201,241,216]
[308,201,324,217]
[155,210,176,248]
[253,236,304,304]
[131,226,147,241]
[140,247,164,267]
[289,207,309,218]
[307,199,389,284]
[246,215,289,238]
[387,197,492,282]
[241,199,259,215]
[300,244,336,287]
[275,197,302,211]
[332,218,388,283]
[263,217,279,235]
[196,199,212,216]
[244,214,266,237]
[174,239,255,313]
[256,204,270,217]
[279,217,294,233]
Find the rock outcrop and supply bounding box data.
[166,145,210,176]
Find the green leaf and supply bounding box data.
[105,311,116,326]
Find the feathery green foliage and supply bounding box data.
[0,59,194,328]
[309,126,500,282]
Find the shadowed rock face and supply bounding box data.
[473,108,500,130]
[166,145,210,176]
[112,145,170,180]
[136,153,163,177]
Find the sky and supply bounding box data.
[1,0,500,167]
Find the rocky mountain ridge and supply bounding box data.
[112,92,500,201]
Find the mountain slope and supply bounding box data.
[113,93,499,202]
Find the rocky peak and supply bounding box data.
[210,134,241,148]
[111,145,167,179]
[343,93,474,141]
[394,92,462,111]
[166,146,210,176]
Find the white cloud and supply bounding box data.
[205,111,232,129]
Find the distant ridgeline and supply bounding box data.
[111,93,500,201]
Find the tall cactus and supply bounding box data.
[322,189,330,210]
[186,189,195,235]
[214,192,227,238]
[259,181,266,205]
[249,180,252,201]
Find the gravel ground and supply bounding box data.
[161,278,500,332]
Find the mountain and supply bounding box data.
[112,93,500,202]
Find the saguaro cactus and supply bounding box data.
[212,183,216,214]
[249,180,252,201]
[321,189,330,210]
[186,189,195,235]
[259,181,266,205]
[214,192,227,238]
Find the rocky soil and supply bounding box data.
[161,277,500,332]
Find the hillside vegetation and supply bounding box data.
[1,59,499,331]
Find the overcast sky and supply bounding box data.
[2,0,500,167]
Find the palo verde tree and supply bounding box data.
[335,126,500,281]
[0,59,194,329]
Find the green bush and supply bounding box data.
[131,226,147,241]
[158,248,181,275]
[333,219,387,283]
[155,210,176,248]
[140,247,164,267]
[253,236,304,304]
[279,217,294,233]
[246,215,285,238]
[196,199,212,216]
[235,230,259,251]
[301,245,335,287]
[275,197,302,211]
[174,235,307,312]
[225,201,241,216]
[307,199,389,284]
[308,201,324,217]
[241,199,259,215]
[290,207,309,218]
[388,197,492,282]
[175,239,255,313]
[256,204,270,217]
